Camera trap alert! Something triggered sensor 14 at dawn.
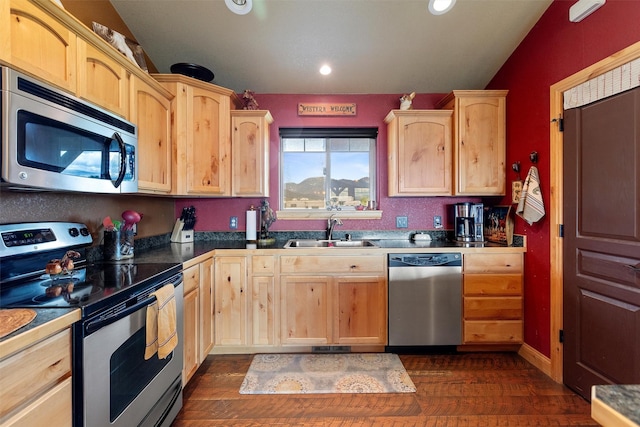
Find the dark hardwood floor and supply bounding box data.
[173,352,598,426]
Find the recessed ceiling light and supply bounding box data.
[319,65,332,75]
[428,0,456,15]
[225,0,252,15]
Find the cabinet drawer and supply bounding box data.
[252,255,275,275]
[183,264,200,294]
[0,329,71,416]
[463,253,523,273]
[464,320,523,343]
[464,274,522,295]
[2,376,72,427]
[464,296,522,319]
[280,255,384,274]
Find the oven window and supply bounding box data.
[110,326,172,421]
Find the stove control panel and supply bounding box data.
[0,222,92,258]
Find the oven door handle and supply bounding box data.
[85,294,157,335]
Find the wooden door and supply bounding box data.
[333,276,387,345]
[250,276,276,346]
[199,257,214,361]
[386,111,453,196]
[3,0,77,93]
[214,256,247,346]
[455,95,506,195]
[562,87,640,399]
[77,39,129,117]
[280,276,332,345]
[131,76,172,193]
[182,288,199,384]
[186,86,230,195]
[231,111,272,197]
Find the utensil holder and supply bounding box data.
[103,230,134,260]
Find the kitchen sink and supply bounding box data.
[284,239,379,248]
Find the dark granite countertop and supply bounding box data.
[593,385,640,426]
[126,230,525,265]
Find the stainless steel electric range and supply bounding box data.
[0,221,184,427]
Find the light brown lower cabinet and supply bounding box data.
[182,263,200,384]
[214,254,278,349]
[462,253,524,344]
[0,328,73,426]
[280,255,387,347]
[182,255,214,385]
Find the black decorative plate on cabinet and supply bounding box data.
[170,63,214,82]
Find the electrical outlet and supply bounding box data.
[229,216,238,229]
[396,216,408,228]
[433,215,442,229]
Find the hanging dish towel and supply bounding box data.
[144,284,178,360]
[516,165,545,225]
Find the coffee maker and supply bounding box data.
[453,202,484,242]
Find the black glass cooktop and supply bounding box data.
[0,262,181,317]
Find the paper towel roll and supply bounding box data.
[246,209,257,241]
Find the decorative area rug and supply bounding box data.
[239,353,416,394]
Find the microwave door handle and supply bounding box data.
[112,132,127,188]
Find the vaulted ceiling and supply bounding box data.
[109,0,553,94]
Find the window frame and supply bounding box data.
[277,127,381,220]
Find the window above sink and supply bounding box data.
[279,128,378,216]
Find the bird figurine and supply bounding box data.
[399,92,416,110]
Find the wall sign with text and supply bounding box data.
[298,103,357,116]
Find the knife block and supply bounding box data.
[170,219,194,243]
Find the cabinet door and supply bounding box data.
[280,276,332,345]
[185,86,231,195]
[2,0,77,93]
[131,76,172,193]
[182,288,199,384]
[334,276,387,345]
[386,110,453,196]
[250,276,276,346]
[199,257,214,361]
[455,95,506,195]
[214,256,247,346]
[77,39,129,117]
[231,111,272,197]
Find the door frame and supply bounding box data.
[548,41,640,383]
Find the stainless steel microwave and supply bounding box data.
[1,66,138,193]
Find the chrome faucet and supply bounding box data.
[326,215,343,240]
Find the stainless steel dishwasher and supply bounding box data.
[388,253,462,346]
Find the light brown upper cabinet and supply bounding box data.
[385,110,453,196]
[155,75,237,196]
[436,90,508,196]
[1,0,77,93]
[231,110,273,197]
[76,39,129,118]
[130,75,173,194]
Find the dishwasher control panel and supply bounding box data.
[388,253,461,267]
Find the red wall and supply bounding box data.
[486,0,640,356]
[177,0,640,358]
